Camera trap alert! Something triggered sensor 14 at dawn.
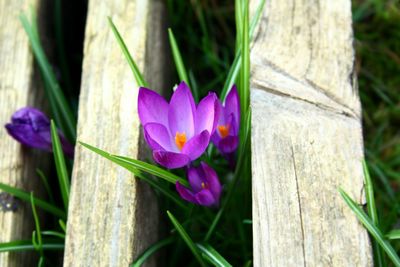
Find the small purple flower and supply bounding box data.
[211,85,240,154]
[176,162,222,207]
[138,81,219,169]
[5,107,74,158]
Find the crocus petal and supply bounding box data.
[16,107,50,130]
[218,136,239,154]
[195,189,217,207]
[215,98,225,126]
[153,150,190,169]
[210,129,221,146]
[201,162,222,201]
[227,113,239,136]
[224,85,240,128]
[176,182,198,204]
[138,87,169,126]
[144,123,174,151]
[5,123,51,151]
[195,92,218,135]
[211,114,235,148]
[168,81,196,138]
[5,107,75,158]
[181,130,210,160]
[187,165,204,192]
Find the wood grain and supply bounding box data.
[63,0,168,266]
[250,0,373,266]
[0,1,48,266]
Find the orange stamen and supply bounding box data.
[201,182,208,189]
[175,132,187,151]
[218,124,230,139]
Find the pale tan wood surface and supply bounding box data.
[63,1,168,266]
[250,0,373,266]
[0,1,50,266]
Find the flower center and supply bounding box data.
[218,124,230,139]
[175,132,187,151]
[201,182,209,189]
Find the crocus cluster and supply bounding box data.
[138,81,240,207]
[4,107,74,158]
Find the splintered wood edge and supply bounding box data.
[250,0,372,266]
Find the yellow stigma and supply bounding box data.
[175,132,187,151]
[201,182,208,189]
[218,124,230,139]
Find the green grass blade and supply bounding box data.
[387,229,400,240]
[79,142,189,207]
[41,231,66,239]
[168,29,194,96]
[80,142,188,186]
[221,0,266,101]
[167,211,207,267]
[363,160,386,267]
[205,110,251,241]
[196,243,232,267]
[116,166,187,209]
[0,240,64,253]
[240,0,250,118]
[108,17,147,87]
[20,13,76,142]
[249,0,266,37]
[36,169,55,205]
[235,0,243,52]
[113,155,189,186]
[59,220,66,233]
[131,237,174,267]
[30,193,43,255]
[139,175,187,209]
[242,219,252,224]
[220,50,241,101]
[368,162,395,201]
[0,183,66,219]
[38,256,45,267]
[339,188,400,266]
[364,160,378,224]
[51,120,70,211]
[115,159,187,208]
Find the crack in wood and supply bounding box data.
[291,142,307,267]
[252,57,359,119]
[252,82,356,120]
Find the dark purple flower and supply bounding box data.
[5,107,74,158]
[138,81,219,169]
[176,162,222,207]
[211,85,240,154]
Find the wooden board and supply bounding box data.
[250,0,373,266]
[0,1,48,266]
[63,0,168,266]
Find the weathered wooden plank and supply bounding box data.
[250,0,373,266]
[63,0,168,266]
[0,1,48,266]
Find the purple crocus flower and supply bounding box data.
[176,161,222,207]
[211,85,240,154]
[138,81,218,169]
[5,107,74,158]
